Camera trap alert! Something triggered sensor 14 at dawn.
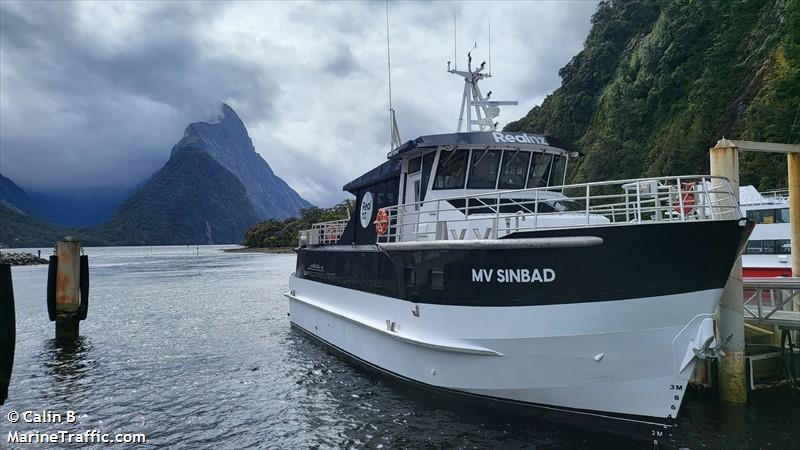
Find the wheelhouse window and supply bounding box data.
[498,150,531,189]
[433,149,467,190]
[527,153,553,188]
[408,157,422,173]
[420,152,435,201]
[550,154,567,187]
[467,149,501,189]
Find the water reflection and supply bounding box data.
[39,337,96,400]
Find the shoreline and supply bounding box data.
[0,251,49,266]
[222,247,295,254]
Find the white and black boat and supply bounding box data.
[287,54,753,440]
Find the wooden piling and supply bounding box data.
[54,237,81,340]
[710,138,747,403]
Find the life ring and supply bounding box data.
[374,208,389,236]
[323,223,338,242]
[673,182,696,214]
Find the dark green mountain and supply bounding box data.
[506,0,799,189]
[91,146,260,245]
[0,174,41,217]
[0,204,79,248]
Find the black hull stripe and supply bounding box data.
[290,322,676,442]
[295,219,752,307]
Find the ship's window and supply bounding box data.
[429,269,444,290]
[433,149,467,190]
[420,152,435,201]
[527,153,553,188]
[408,157,422,173]
[549,154,567,187]
[467,149,501,189]
[745,239,792,255]
[777,208,790,223]
[498,150,531,189]
[745,241,763,254]
[746,208,787,224]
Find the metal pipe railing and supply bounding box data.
[376,175,740,243]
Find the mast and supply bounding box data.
[448,43,517,132]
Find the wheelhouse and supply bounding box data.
[391,131,577,207]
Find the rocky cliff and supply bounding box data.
[172,104,310,219]
[506,0,799,189]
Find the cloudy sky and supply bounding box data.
[0,0,598,207]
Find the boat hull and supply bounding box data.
[287,276,720,430]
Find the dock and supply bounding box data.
[743,277,800,329]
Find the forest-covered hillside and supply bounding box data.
[505,0,799,188]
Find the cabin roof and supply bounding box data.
[342,159,401,193]
[387,131,577,160]
[343,131,579,193]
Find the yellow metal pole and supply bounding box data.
[789,153,799,278]
[710,138,747,403]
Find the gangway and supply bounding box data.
[743,277,800,329]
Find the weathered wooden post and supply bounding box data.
[710,138,747,403]
[47,237,89,340]
[0,264,15,404]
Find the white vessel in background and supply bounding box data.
[739,186,792,277]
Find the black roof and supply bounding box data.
[342,159,401,193]
[387,131,578,160]
[343,131,579,192]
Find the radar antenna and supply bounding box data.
[448,36,517,132]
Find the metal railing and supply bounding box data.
[376,175,741,243]
[308,219,348,245]
[743,277,800,329]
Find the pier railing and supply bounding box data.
[377,175,741,243]
[743,277,800,329]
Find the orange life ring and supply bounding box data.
[323,223,338,241]
[673,182,696,214]
[375,208,389,235]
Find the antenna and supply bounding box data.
[453,12,457,71]
[386,0,401,150]
[488,16,492,76]
[447,20,517,132]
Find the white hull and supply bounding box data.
[287,275,721,424]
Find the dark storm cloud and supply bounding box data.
[0,1,598,206]
[0,1,277,189]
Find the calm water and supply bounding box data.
[1,246,797,449]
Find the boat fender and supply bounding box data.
[78,255,89,321]
[375,208,389,236]
[46,255,58,321]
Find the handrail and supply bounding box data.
[377,175,741,243]
[308,218,348,245]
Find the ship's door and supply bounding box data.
[402,172,422,240]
